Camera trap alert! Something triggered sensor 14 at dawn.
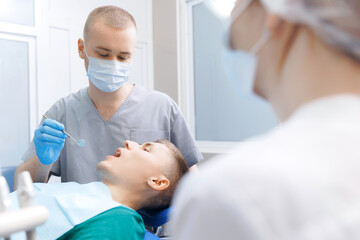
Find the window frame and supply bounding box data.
[0,0,41,142]
[178,0,242,153]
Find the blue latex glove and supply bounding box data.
[34,119,67,165]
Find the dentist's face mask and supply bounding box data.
[84,45,131,93]
[222,0,271,100]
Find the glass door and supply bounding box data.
[0,0,38,167]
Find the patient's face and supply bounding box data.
[97,140,172,187]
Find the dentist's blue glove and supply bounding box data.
[34,119,67,165]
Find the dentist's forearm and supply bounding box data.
[15,155,53,186]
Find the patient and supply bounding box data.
[9,140,189,240]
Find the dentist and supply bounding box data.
[172,0,360,239]
[16,6,201,184]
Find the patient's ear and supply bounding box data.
[147,176,170,191]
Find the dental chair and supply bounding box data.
[1,166,16,192]
[138,208,170,240]
[2,166,169,240]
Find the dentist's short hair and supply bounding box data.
[261,0,360,62]
[84,5,136,40]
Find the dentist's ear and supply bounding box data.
[147,176,170,191]
[78,38,85,59]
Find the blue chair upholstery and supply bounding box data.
[1,166,17,192]
[144,230,160,240]
[138,208,170,240]
[138,208,170,228]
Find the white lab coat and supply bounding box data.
[172,94,360,240]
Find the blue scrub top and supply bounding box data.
[22,85,202,183]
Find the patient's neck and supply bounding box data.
[103,181,143,210]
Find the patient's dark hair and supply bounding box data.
[141,140,189,211]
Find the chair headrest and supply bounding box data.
[137,207,170,227]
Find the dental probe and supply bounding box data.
[42,114,86,147]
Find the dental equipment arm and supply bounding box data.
[0,176,11,240]
[0,206,49,238]
[0,171,49,239]
[17,172,36,240]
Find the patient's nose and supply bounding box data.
[124,140,139,150]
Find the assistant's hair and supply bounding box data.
[83,5,136,40]
[141,140,189,212]
[261,0,360,63]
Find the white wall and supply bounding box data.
[38,0,154,120]
[153,0,179,103]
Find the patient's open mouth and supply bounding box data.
[114,148,122,157]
